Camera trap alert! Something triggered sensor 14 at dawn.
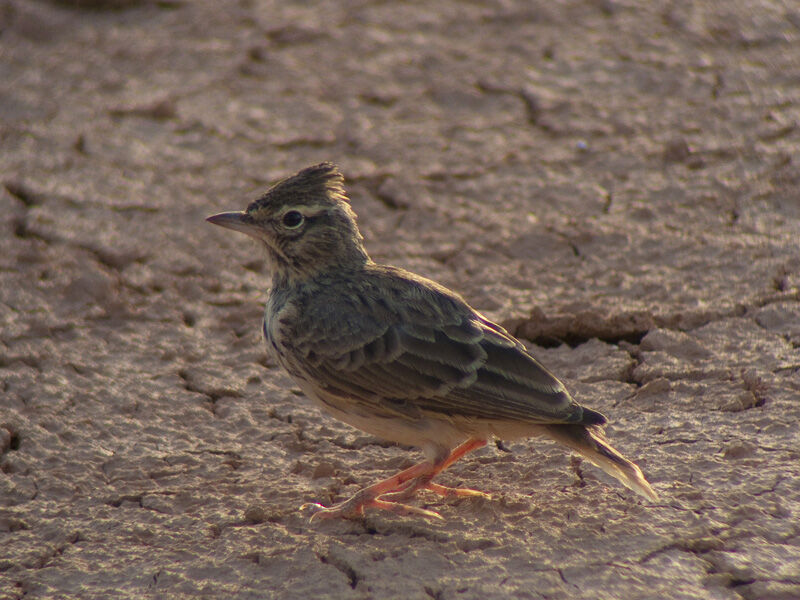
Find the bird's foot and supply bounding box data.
[300,495,443,521]
[299,438,489,522]
[379,480,489,502]
[300,460,439,522]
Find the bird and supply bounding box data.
[206,162,658,521]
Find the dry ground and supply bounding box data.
[1,1,799,598]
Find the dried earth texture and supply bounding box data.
[1,1,799,599]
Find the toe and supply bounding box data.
[370,498,444,520]
[425,482,491,499]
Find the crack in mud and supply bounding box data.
[507,287,799,350]
[314,548,360,590]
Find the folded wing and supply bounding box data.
[298,297,588,425]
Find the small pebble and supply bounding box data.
[244,505,268,524]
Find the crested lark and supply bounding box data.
[207,162,657,520]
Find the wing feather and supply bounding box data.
[286,266,584,426]
[308,323,580,425]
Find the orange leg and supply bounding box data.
[380,438,490,501]
[301,438,488,521]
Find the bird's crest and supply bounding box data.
[248,162,349,213]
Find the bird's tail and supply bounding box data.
[543,424,658,501]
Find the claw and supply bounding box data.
[301,500,365,521]
[303,498,443,522]
[299,502,329,516]
[380,481,490,503]
[425,482,491,499]
[370,498,444,520]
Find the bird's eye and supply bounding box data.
[282,210,304,229]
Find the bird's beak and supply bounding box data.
[206,211,263,240]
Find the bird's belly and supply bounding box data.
[291,377,470,454]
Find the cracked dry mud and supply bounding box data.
[1,1,799,599]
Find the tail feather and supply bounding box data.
[544,424,658,502]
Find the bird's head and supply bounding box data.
[207,162,369,281]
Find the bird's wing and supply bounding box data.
[437,317,585,423]
[293,274,585,425]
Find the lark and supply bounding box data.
[207,162,657,520]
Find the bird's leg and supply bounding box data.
[425,437,490,497]
[381,438,490,501]
[301,438,488,521]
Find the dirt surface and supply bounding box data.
[2,1,799,598]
